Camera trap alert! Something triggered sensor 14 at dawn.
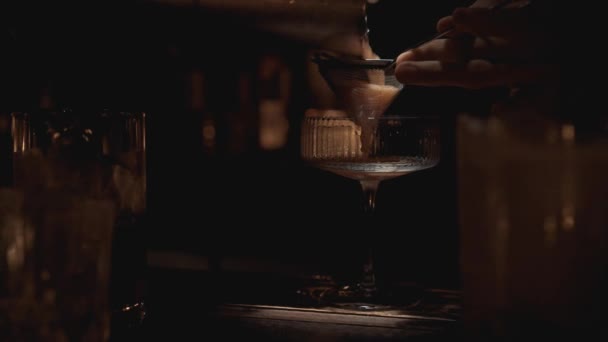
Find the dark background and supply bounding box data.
[0,0,472,291]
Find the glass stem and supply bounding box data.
[360,180,380,297]
[361,180,379,214]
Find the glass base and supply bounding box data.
[296,279,424,311]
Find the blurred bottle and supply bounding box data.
[257,54,291,151]
[458,87,608,340]
[189,69,217,157]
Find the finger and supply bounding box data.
[436,15,454,33]
[397,38,474,64]
[451,7,535,38]
[396,36,536,64]
[396,50,415,64]
[395,60,556,89]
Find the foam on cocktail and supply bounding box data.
[304,109,363,159]
[307,82,400,157]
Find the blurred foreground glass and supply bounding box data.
[1,188,115,341]
[9,109,147,340]
[458,112,608,339]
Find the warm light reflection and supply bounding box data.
[562,205,575,232]
[259,99,289,150]
[202,119,216,150]
[257,54,291,151]
[12,114,30,153]
[121,302,143,312]
[561,124,575,143]
[6,227,25,272]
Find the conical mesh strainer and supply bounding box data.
[312,52,405,154]
[312,52,403,118]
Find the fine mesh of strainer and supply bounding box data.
[312,51,404,154]
[312,51,404,118]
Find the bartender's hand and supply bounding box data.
[394,0,558,89]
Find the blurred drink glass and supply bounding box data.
[6,108,147,341]
[1,188,115,341]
